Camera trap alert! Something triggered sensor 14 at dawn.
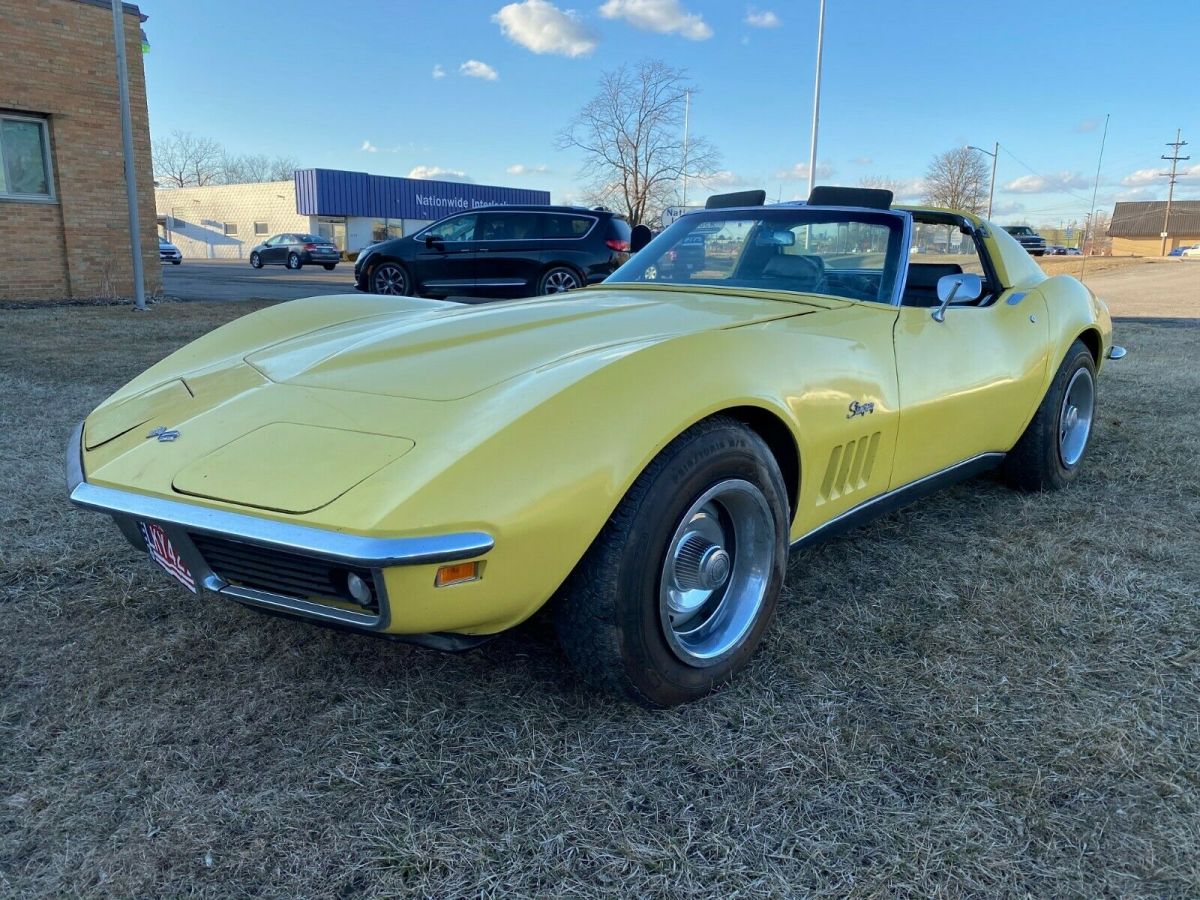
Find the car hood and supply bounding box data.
[243,288,828,401]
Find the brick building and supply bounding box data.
[1108,200,1200,256]
[0,0,160,301]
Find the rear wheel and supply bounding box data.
[322,263,336,271]
[370,261,410,296]
[539,266,581,295]
[555,417,789,707]
[1003,339,1096,491]
[287,252,302,270]
[249,252,263,269]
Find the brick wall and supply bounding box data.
[0,0,161,301]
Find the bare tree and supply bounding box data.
[152,130,222,188]
[923,147,989,213]
[558,60,719,225]
[857,175,902,194]
[218,153,299,184]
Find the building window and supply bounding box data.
[223,222,238,236]
[254,221,268,235]
[0,114,53,200]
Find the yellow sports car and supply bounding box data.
[67,187,1125,706]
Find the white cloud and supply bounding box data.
[697,170,751,189]
[506,163,551,175]
[774,161,836,181]
[745,8,780,28]
[1002,171,1091,194]
[599,0,712,40]
[851,156,873,166]
[989,200,1025,217]
[493,0,597,57]
[408,166,474,183]
[431,64,446,79]
[459,59,499,80]
[1121,163,1200,187]
[1075,118,1101,133]
[361,140,378,153]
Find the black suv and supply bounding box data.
[1002,225,1047,256]
[354,206,632,298]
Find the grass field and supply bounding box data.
[2,301,1198,897]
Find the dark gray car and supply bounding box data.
[249,233,340,270]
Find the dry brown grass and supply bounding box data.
[1036,255,1170,277]
[2,300,1198,897]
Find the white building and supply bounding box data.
[155,168,550,259]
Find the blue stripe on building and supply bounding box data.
[294,169,551,221]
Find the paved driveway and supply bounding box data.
[160,258,358,302]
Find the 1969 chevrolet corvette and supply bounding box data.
[67,187,1125,706]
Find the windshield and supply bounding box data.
[608,208,906,303]
[1005,226,1034,236]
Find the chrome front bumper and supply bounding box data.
[66,422,493,632]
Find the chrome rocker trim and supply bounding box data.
[791,452,1006,550]
[66,422,494,633]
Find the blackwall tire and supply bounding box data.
[1002,339,1097,491]
[287,252,303,270]
[370,262,411,296]
[554,416,789,707]
[250,252,262,269]
[539,266,582,295]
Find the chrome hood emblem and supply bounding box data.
[146,425,181,442]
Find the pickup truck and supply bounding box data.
[1002,225,1047,256]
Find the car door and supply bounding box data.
[890,232,1051,488]
[412,213,481,295]
[472,210,545,297]
[263,235,288,265]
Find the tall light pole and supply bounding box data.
[111,0,146,311]
[806,0,826,200]
[967,142,998,218]
[681,89,690,207]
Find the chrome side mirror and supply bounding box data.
[932,273,983,322]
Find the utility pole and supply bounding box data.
[1160,129,1190,257]
[111,0,146,311]
[968,142,999,218]
[681,90,690,208]
[806,0,826,200]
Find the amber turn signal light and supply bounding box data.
[435,561,480,587]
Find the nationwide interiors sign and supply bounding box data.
[296,168,551,222]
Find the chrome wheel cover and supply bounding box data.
[1058,367,1095,468]
[658,479,776,667]
[373,264,406,295]
[543,269,579,293]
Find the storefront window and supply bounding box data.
[317,215,347,250]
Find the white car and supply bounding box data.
[1180,245,1200,259]
[159,238,182,265]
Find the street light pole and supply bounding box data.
[806,0,826,200]
[967,143,998,218]
[111,0,146,311]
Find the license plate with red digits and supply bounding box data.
[139,521,197,593]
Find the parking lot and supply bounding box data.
[160,258,358,303]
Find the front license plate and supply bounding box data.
[139,522,197,593]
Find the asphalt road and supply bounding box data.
[1081,260,1199,319]
[161,258,359,302]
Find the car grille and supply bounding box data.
[190,534,379,613]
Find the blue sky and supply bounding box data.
[140,0,1198,226]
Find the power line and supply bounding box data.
[999,145,1096,205]
[1159,129,1190,256]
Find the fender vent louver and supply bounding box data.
[817,432,882,505]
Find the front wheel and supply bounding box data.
[287,252,302,270]
[1003,339,1097,491]
[555,417,789,707]
[369,262,410,295]
[539,266,582,295]
[249,252,263,269]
